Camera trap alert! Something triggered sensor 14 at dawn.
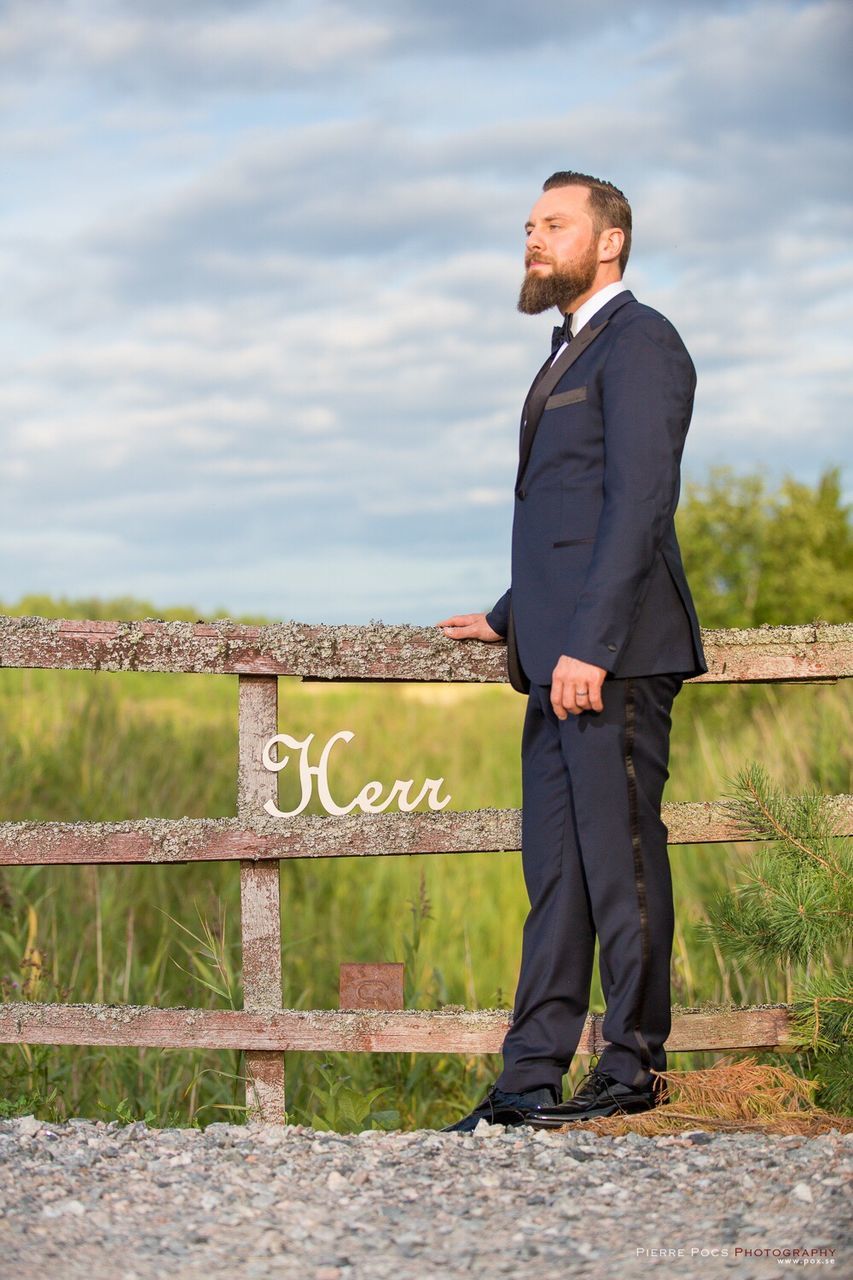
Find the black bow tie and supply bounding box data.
[551,313,573,353]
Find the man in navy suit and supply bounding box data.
[437,171,707,1131]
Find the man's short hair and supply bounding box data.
[543,171,632,274]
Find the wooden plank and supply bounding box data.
[0,616,503,680]
[2,795,851,867]
[0,1001,799,1053]
[1,615,851,682]
[237,675,284,1123]
[693,624,853,683]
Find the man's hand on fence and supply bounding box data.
[436,613,503,642]
[551,654,607,718]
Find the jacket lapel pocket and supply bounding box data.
[544,386,588,409]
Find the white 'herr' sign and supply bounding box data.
[261,730,452,818]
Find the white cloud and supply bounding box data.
[0,1,393,90]
[1,0,850,621]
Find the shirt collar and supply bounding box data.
[570,281,630,336]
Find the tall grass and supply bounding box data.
[1,658,850,1128]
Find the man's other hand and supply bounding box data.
[551,654,607,718]
[436,613,503,642]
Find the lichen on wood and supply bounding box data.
[0,1001,795,1053]
[1,614,851,681]
[1,795,851,867]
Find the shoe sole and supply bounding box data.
[524,1098,661,1129]
[441,1114,539,1133]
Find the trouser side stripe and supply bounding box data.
[623,678,652,1074]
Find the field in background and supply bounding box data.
[1,655,850,1129]
[2,465,850,1126]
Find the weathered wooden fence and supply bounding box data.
[1,615,851,1122]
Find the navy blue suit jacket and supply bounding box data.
[486,290,707,692]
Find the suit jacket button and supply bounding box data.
[516,486,526,500]
[607,643,617,651]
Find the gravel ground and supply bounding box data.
[0,1116,849,1279]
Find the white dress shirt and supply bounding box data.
[551,280,629,363]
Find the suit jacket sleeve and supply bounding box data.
[486,587,511,638]
[561,315,696,672]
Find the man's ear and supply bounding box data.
[599,227,624,264]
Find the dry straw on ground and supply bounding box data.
[572,1057,853,1137]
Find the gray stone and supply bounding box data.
[15,1116,42,1137]
[0,1123,847,1279]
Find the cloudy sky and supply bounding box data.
[2,0,851,624]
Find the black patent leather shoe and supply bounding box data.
[441,1083,562,1133]
[524,1069,666,1129]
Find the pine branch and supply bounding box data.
[706,763,853,972]
[791,972,853,1054]
[723,764,840,877]
[707,763,853,1115]
[806,1042,853,1114]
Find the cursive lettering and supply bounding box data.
[261,730,452,817]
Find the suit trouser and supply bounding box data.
[494,671,684,1094]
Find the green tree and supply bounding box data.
[676,465,852,627]
[0,593,272,624]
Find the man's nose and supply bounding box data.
[526,225,545,252]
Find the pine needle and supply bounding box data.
[558,1058,853,1137]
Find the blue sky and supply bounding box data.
[2,0,851,623]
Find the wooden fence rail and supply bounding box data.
[1,616,851,1123]
[2,799,852,867]
[0,1003,797,1056]
[2,615,852,681]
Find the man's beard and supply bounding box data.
[517,247,599,315]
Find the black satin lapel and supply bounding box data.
[517,350,558,443]
[515,318,608,488]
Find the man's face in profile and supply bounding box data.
[518,185,600,315]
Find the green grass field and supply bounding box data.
[1,650,850,1130]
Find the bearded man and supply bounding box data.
[437,171,707,1130]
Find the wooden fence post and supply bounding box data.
[237,674,285,1122]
